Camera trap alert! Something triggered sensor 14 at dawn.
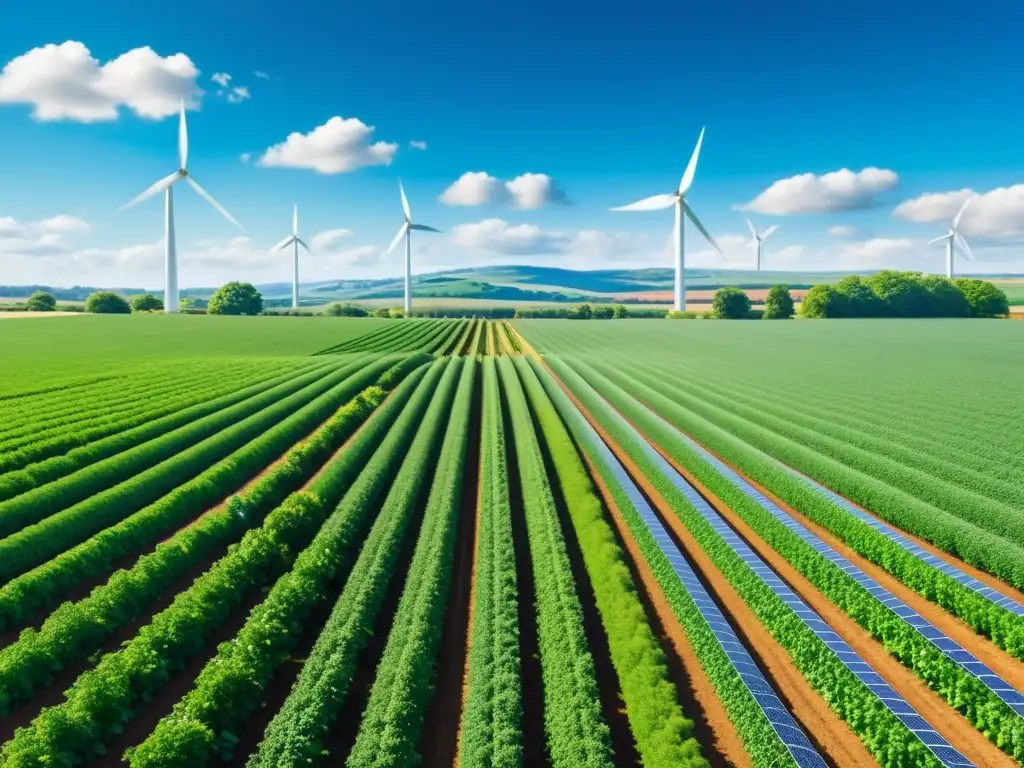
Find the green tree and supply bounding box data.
[372,307,392,318]
[388,307,405,319]
[207,282,264,316]
[130,294,164,312]
[324,303,368,317]
[85,291,131,314]
[864,271,932,317]
[593,305,615,319]
[800,284,846,318]
[762,284,794,319]
[568,303,593,319]
[612,304,628,319]
[711,287,751,319]
[25,291,56,312]
[955,278,1010,317]
[920,275,969,317]
[833,275,881,317]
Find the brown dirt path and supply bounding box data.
[643,438,1016,768]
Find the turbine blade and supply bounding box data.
[410,223,441,232]
[383,222,410,257]
[744,216,757,239]
[118,170,184,213]
[683,200,720,252]
[610,194,677,212]
[297,237,312,253]
[179,100,188,169]
[399,179,412,221]
[186,176,245,230]
[678,126,706,195]
[271,235,295,251]
[952,196,972,231]
[293,204,298,236]
[927,234,951,245]
[762,224,780,241]
[955,231,975,261]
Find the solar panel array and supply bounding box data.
[604,404,976,768]
[637,404,1024,724]
[557,396,828,768]
[779,464,1024,617]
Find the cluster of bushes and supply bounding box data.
[0,292,85,313]
[802,272,1009,318]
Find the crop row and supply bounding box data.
[558,356,1024,762]
[575,355,1024,654]
[495,356,613,766]
[518,357,706,768]
[346,356,476,766]
[128,357,464,766]
[640,357,1024,544]
[0,354,423,715]
[0,362,323,494]
[458,356,522,767]
[0,359,371,580]
[0,358,449,766]
[0,358,354,538]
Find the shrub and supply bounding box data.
[568,303,593,320]
[131,294,164,313]
[85,291,131,314]
[665,310,697,320]
[25,292,56,312]
[372,308,392,318]
[388,308,406,319]
[208,282,263,316]
[613,304,628,318]
[955,278,1010,317]
[761,285,794,319]
[800,284,845,318]
[711,287,751,319]
[593,305,615,319]
[324,303,368,317]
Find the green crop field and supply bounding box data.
[1,315,1022,768]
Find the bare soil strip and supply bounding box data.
[421,365,482,765]
[645,438,1016,768]
[499,375,547,767]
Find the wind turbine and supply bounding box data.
[927,197,975,278]
[118,100,243,314]
[744,217,780,271]
[382,180,440,314]
[271,204,311,309]
[611,127,720,312]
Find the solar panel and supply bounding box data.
[778,460,1024,618]
[627,402,1024,722]
[554,395,831,768]
[566,389,979,768]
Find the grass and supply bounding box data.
[0,315,385,393]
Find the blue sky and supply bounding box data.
[2,0,1024,289]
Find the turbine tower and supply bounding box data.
[928,197,975,278]
[744,217,780,271]
[611,127,720,312]
[271,204,311,309]
[118,100,243,314]
[382,180,440,314]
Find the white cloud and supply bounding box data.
[440,171,568,209]
[258,116,398,174]
[893,185,1024,239]
[505,173,567,210]
[0,41,201,122]
[828,224,855,237]
[211,72,231,87]
[39,214,91,232]
[451,218,634,258]
[440,172,505,206]
[737,168,900,215]
[0,217,26,238]
[409,140,427,150]
[310,229,354,251]
[227,85,250,103]
[240,152,251,163]
[254,70,270,80]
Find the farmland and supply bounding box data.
[0,315,1022,768]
